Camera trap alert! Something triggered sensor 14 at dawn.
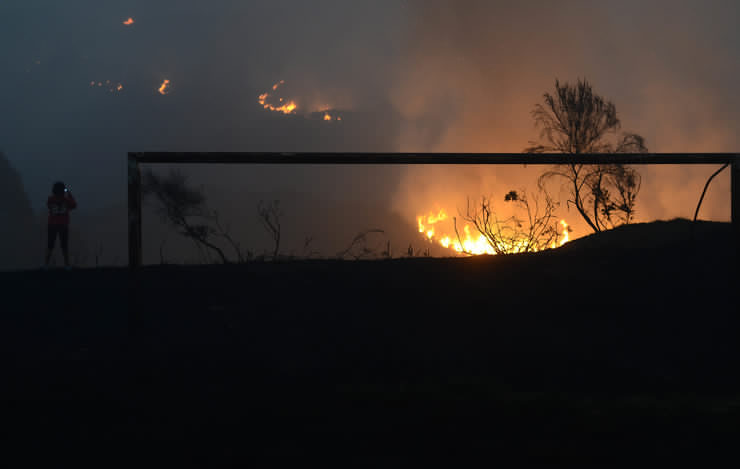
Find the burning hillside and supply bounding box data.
[257,80,344,121]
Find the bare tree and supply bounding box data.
[212,210,249,263]
[525,78,647,232]
[302,236,320,259]
[456,189,563,255]
[142,169,229,264]
[257,200,282,260]
[336,229,385,260]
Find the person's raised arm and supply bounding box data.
[66,191,77,209]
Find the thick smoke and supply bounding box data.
[391,0,739,235]
[2,1,738,267]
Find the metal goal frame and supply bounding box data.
[128,152,739,267]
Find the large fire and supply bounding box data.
[416,209,570,255]
[158,79,170,95]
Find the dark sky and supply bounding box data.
[2,0,738,247]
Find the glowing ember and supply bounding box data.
[324,113,332,121]
[417,208,571,256]
[258,80,297,114]
[158,79,170,95]
[123,18,135,25]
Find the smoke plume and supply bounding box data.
[390,0,739,235]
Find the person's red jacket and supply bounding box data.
[47,194,77,225]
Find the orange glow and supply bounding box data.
[158,79,170,95]
[557,220,570,246]
[116,83,123,91]
[417,208,571,256]
[258,81,297,114]
[123,18,135,26]
[324,113,332,121]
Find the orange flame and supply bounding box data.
[123,18,135,26]
[554,219,570,247]
[158,79,170,95]
[324,113,332,121]
[417,208,571,256]
[258,81,297,114]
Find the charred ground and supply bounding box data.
[2,219,738,465]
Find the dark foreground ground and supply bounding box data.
[2,219,739,466]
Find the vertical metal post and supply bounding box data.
[128,153,142,268]
[733,157,740,261]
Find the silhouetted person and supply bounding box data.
[45,181,77,269]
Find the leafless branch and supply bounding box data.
[257,200,282,261]
[142,169,229,264]
[336,229,385,260]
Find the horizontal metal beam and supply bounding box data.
[130,152,739,165]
